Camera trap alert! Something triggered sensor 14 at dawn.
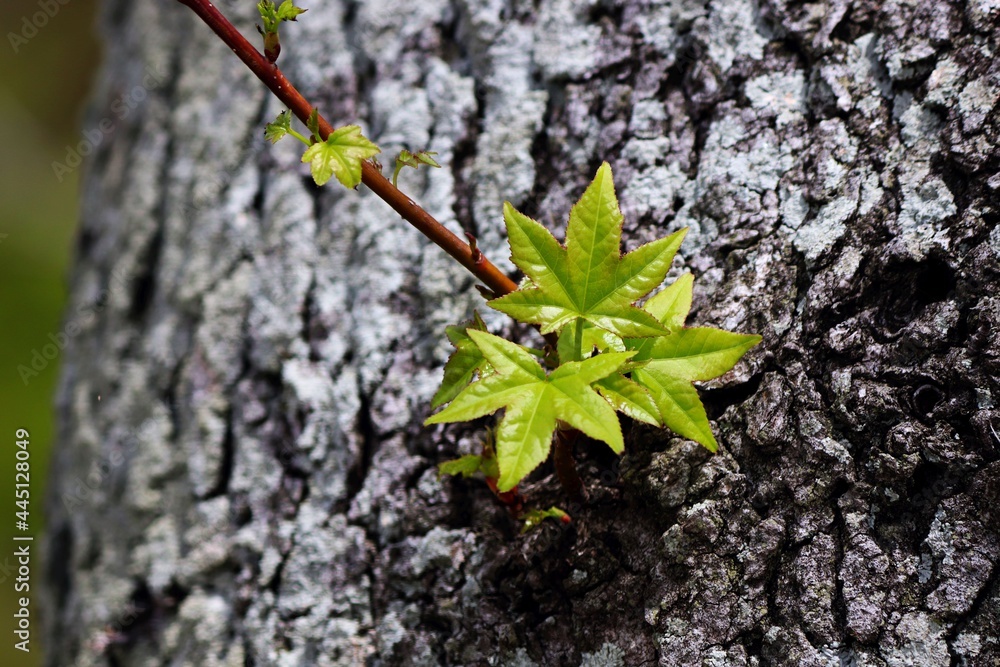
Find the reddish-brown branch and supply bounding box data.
[175,0,518,298]
[177,0,584,502]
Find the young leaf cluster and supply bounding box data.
[256,1,306,63]
[429,163,760,492]
[184,0,763,529]
[264,108,381,189]
[392,150,441,188]
[257,0,305,32]
[263,108,439,191]
[301,125,380,189]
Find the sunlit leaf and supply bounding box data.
[490,163,686,338]
[301,125,380,188]
[426,330,633,491]
[626,279,761,451]
[594,373,661,426]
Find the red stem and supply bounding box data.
[175,0,518,298]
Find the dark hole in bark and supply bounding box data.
[913,382,945,415]
[908,461,958,520]
[876,255,956,332]
[701,372,763,420]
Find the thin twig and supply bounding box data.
[177,0,576,497]
[175,0,518,298]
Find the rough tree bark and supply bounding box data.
[42,0,999,665]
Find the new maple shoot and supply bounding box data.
[430,163,760,494]
[427,330,635,492]
[178,0,761,529]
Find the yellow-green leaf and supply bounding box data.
[301,125,380,188]
[644,272,694,328]
[264,109,293,144]
[632,367,718,451]
[625,278,761,450]
[426,330,634,491]
[594,373,661,426]
[637,327,761,380]
[431,313,490,408]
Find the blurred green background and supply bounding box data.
[0,0,100,664]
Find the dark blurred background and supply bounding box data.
[0,0,100,664]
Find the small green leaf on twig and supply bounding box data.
[257,1,305,62]
[392,149,441,188]
[521,506,570,533]
[265,110,310,145]
[275,0,306,21]
[264,110,292,143]
[301,125,380,188]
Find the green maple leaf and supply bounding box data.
[264,110,293,143]
[643,272,694,328]
[430,312,491,409]
[425,330,634,492]
[627,273,761,451]
[301,125,380,188]
[489,162,686,338]
[594,372,662,426]
[555,318,660,426]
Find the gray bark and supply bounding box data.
[42,0,1000,665]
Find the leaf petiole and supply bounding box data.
[286,127,311,146]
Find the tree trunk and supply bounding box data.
[43,0,1000,665]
